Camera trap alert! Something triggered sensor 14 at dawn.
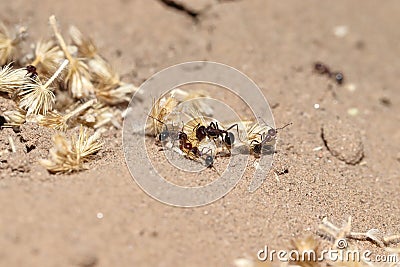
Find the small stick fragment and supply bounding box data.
[8,136,16,152]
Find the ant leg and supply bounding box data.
[257,116,292,132]
[209,121,218,130]
[225,123,245,142]
[200,147,213,157]
[193,123,200,132]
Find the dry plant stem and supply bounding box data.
[31,56,41,66]
[384,235,400,244]
[8,137,16,153]
[64,99,97,121]
[347,232,385,247]
[320,217,400,248]
[49,16,73,63]
[45,59,69,88]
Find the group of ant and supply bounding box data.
[149,114,291,170]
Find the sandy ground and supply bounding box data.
[1,0,400,266]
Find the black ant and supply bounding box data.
[313,62,344,85]
[250,122,292,155]
[194,121,239,149]
[25,65,38,79]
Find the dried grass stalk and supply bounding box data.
[39,125,102,173]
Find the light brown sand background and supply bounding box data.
[0,1,399,266]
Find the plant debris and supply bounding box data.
[39,126,102,173]
[0,15,139,174]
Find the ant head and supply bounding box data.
[267,128,276,136]
[26,65,36,72]
[224,132,235,146]
[178,131,187,141]
[314,62,330,74]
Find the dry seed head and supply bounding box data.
[31,40,63,74]
[3,108,26,127]
[289,236,321,267]
[149,95,179,136]
[69,25,97,58]
[291,235,320,253]
[0,63,28,95]
[0,23,26,65]
[49,15,94,98]
[73,126,102,160]
[37,111,67,131]
[88,57,120,86]
[246,121,268,144]
[18,59,69,115]
[69,26,121,87]
[77,103,118,129]
[39,125,102,173]
[95,83,138,105]
[170,88,213,116]
[38,98,96,131]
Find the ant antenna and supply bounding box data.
[276,122,293,131]
[148,114,164,125]
[257,117,292,131]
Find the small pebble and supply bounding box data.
[347,108,359,116]
[333,25,349,38]
[345,83,356,92]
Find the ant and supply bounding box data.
[194,121,239,149]
[25,65,38,79]
[148,115,202,158]
[250,122,292,155]
[313,62,344,85]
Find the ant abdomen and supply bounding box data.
[205,155,214,167]
[224,132,235,146]
[158,131,170,142]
